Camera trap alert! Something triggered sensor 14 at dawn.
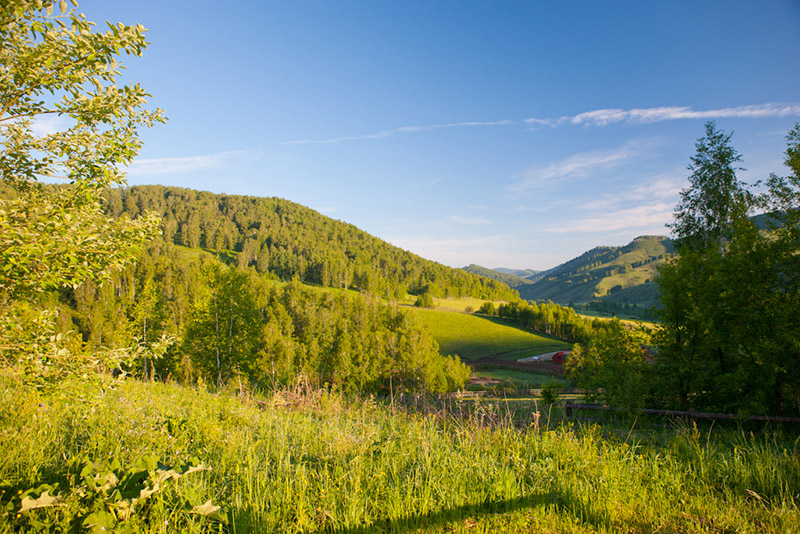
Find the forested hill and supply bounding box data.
[461,264,532,287]
[516,235,673,308]
[106,185,518,301]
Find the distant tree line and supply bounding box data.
[478,299,611,344]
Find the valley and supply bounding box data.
[2,2,799,532]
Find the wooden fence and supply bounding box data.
[564,401,800,424]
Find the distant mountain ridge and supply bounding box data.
[462,236,673,311]
[492,267,541,279]
[461,264,533,288]
[516,235,673,308]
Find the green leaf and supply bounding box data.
[83,509,117,531]
[18,490,61,512]
[191,500,227,522]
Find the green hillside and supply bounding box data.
[409,307,569,361]
[517,235,673,309]
[493,267,541,279]
[461,264,533,288]
[108,185,518,302]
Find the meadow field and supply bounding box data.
[408,307,569,361]
[2,378,798,533]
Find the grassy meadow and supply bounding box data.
[2,377,799,533]
[408,307,569,361]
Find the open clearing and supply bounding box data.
[408,307,570,361]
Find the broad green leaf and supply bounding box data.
[18,490,61,512]
[191,500,227,522]
[83,509,117,531]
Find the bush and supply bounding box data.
[414,293,434,308]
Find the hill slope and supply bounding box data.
[107,185,517,301]
[516,235,673,308]
[461,264,533,288]
[493,267,541,279]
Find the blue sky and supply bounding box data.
[77,0,800,270]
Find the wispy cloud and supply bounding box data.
[548,202,674,234]
[283,120,515,145]
[126,150,248,176]
[579,173,684,211]
[511,141,641,191]
[280,102,800,146]
[527,103,800,128]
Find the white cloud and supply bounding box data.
[511,142,640,191]
[527,103,800,128]
[126,150,247,176]
[283,120,514,145]
[29,115,71,137]
[580,173,684,211]
[547,202,674,234]
[281,102,799,146]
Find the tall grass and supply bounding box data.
[2,377,798,533]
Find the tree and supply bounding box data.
[183,264,260,387]
[0,0,164,299]
[668,121,750,250]
[654,123,800,415]
[565,318,653,411]
[0,0,164,390]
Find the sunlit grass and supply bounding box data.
[2,377,799,533]
[409,307,570,361]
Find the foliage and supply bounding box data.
[496,299,609,344]
[183,262,260,388]
[478,301,495,315]
[178,263,470,394]
[565,318,653,410]
[0,302,173,395]
[0,0,164,299]
[2,378,799,532]
[539,380,562,405]
[0,0,164,393]
[668,121,749,250]
[654,123,800,416]
[414,292,435,308]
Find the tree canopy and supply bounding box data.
[655,123,800,416]
[668,121,750,250]
[0,0,164,391]
[0,0,164,299]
